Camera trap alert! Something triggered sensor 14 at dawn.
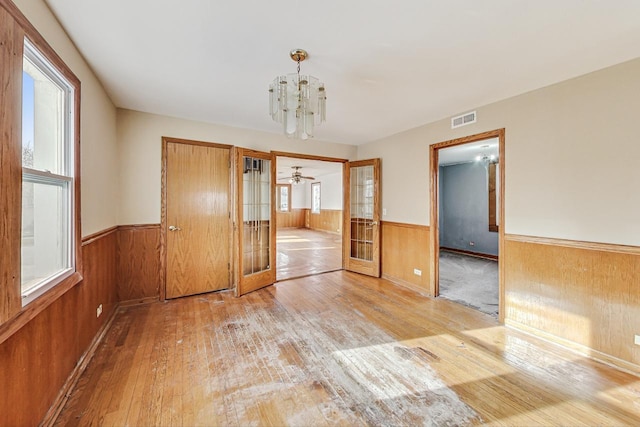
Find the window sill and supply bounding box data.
[0,271,83,345]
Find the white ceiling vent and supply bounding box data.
[451,111,477,129]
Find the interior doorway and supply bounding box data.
[429,129,505,320]
[274,153,346,281]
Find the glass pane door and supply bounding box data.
[344,158,380,277]
[236,148,276,296]
[350,165,374,260]
[242,156,271,275]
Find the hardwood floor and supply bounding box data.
[54,271,640,426]
[276,228,342,281]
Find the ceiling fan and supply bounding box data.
[279,166,315,185]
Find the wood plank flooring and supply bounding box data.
[54,271,640,426]
[276,228,342,281]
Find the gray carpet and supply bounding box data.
[439,250,499,317]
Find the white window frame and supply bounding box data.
[21,38,76,306]
[311,182,321,214]
[276,184,291,212]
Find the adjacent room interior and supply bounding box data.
[437,138,500,316]
[275,157,343,280]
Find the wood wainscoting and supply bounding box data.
[276,208,306,229]
[118,224,161,303]
[0,227,119,427]
[307,209,342,234]
[381,221,430,294]
[504,234,640,374]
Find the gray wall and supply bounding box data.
[440,162,498,256]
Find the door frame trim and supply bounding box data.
[160,136,234,301]
[429,128,506,322]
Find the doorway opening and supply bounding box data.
[274,154,345,281]
[429,130,505,320]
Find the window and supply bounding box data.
[21,38,76,306]
[311,182,321,214]
[276,184,291,212]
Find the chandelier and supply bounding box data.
[269,49,326,140]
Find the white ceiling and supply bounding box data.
[438,137,499,166]
[45,0,640,145]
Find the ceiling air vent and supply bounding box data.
[451,111,477,129]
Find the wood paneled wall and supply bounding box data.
[276,208,305,229]
[307,209,342,234]
[381,221,430,293]
[117,224,161,303]
[0,228,118,426]
[504,234,640,372]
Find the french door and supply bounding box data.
[236,148,276,295]
[343,159,381,277]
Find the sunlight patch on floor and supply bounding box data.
[276,238,311,243]
[330,341,477,423]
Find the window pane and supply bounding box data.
[21,179,71,294]
[22,58,66,175]
[312,183,321,214]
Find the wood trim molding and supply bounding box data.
[161,136,233,150]
[119,296,159,307]
[118,223,161,231]
[381,274,430,297]
[381,220,429,231]
[505,233,640,255]
[440,246,498,261]
[270,151,348,163]
[81,226,118,246]
[40,305,120,427]
[505,319,640,377]
[0,3,24,323]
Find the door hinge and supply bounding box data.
[228,262,231,270]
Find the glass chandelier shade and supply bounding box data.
[269,49,326,140]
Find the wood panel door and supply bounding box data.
[343,159,381,277]
[165,141,231,299]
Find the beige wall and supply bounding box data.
[15,0,119,237]
[358,57,640,247]
[116,109,357,224]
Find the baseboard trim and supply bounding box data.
[505,319,640,378]
[381,273,430,297]
[41,304,120,426]
[119,296,159,307]
[440,246,498,261]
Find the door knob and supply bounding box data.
[168,225,181,231]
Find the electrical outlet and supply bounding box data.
[469,241,475,246]
[383,208,387,216]
[96,304,103,318]
[414,268,422,276]
[635,335,640,346]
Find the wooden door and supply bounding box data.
[236,148,276,296]
[165,141,231,298]
[343,159,381,277]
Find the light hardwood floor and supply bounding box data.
[276,228,342,281]
[54,271,640,426]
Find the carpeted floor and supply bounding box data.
[438,250,498,317]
